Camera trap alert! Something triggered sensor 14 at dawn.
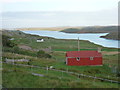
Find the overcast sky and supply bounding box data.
[2,0,119,12]
[1,0,119,28]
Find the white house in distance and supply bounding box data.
[9,38,15,41]
[37,39,44,42]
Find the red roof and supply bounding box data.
[66,51,102,57]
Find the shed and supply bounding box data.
[66,51,102,66]
[9,38,14,40]
[37,39,44,42]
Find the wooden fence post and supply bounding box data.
[82,74,84,78]
[67,68,68,73]
[61,71,63,78]
[111,80,112,83]
[94,75,96,82]
[46,66,48,74]
[13,59,14,65]
[31,65,32,72]
[108,75,109,79]
[78,74,80,78]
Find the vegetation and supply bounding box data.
[100,32,119,40]
[60,28,80,33]
[2,31,51,58]
[2,63,119,88]
[2,35,16,47]
[61,26,118,33]
[2,30,119,88]
[37,50,51,58]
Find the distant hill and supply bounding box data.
[61,26,118,33]
[2,30,26,37]
[60,28,80,33]
[61,26,119,40]
[100,32,119,40]
[17,27,80,31]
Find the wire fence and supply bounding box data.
[3,62,120,84]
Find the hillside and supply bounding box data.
[17,26,83,31]
[61,26,117,33]
[17,26,119,40]
[61,26,119,40]
[2,30,120,88]
[100,32,119,40]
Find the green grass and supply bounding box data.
[2,52,119,88]
[103,54,119,66]
[10,34,119,53]
[2,30,119,88]
[2,52,119,81]
[2,63,119,88]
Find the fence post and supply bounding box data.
[31,65,33,72]
[31,65,32,72]
[117,77,118,80]
[82,74,84,78]
[108,75,109,79]
[94,75,96,82]
[67,68,68,73]
[78,74,80,78]
[111,80,112,83]
[61,71,63,78]
[13,59,14,65]
[46,66,48,74]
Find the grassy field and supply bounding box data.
[2,30,120,88]
[3,63,119,88]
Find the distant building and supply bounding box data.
[9,38,14,40]
[66,51,102,66]
[37,39,44,42]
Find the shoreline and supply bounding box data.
[22,30,119,49]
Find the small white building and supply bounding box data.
[37,39,44,42]
[9,38,14,40]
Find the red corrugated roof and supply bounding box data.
[66,51,102,57]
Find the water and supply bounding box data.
[22,30,119,48]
